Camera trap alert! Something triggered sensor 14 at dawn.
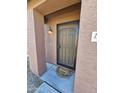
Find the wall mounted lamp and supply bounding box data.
[48,25,52,34]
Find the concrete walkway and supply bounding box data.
[34,82,60,93]
[35,63,75,93]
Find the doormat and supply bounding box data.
[56,66,74,78]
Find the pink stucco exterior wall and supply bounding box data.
[33,10,47,76]
[27,10,38,75]
[27,9,47,76]
[74,0,97,93]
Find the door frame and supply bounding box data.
[56,20,79,70]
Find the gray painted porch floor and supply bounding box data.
[34,63,75,93]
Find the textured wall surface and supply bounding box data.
[33,10,47,76]
[27,9,47,76]
[45,4,81,64]
[74,0,97,93]
[27,10,38,75]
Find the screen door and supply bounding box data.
[57,21,79,69]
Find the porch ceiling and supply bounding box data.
[35,0,81,15]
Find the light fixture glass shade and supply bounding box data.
[48,25,52,34]
[48,30,52,34]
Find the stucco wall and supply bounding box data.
[27,9,47,76]
[74,0,97,93]
[33,10,47,76]
[45,3,81,64]
[27,10,38,75]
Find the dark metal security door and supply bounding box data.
[57,21,79,69]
